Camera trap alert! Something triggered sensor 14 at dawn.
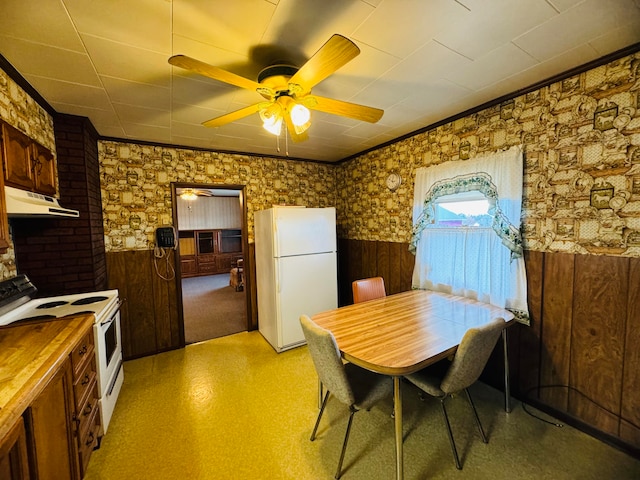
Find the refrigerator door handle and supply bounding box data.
[276,263,281,294]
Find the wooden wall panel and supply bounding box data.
[106,250,182,360]
[539,252,574,410]
[337,239,414,304]
[152,249,181,350]
[621,257,640,441]
[124,251,158,358]
[400,244,415,292]
[377,241,391,291]
[388,242,406,295]
[570,254,628,435]
[517,250,544,396]
[362,241,378,279]
[246,243,257,331]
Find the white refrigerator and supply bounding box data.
[255,206,338,352]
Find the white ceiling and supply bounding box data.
[1,0,639,163]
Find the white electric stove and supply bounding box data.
[0,275,124,434]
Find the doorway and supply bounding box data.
[172,183,249,344]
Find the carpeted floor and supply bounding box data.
[182,273,247,343]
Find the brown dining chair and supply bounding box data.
[352,276,386,303]
[300,314,392,479]
[404,318,506,470]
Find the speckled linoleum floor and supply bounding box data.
[84,331,640,480]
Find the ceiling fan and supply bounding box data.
[168,34,384,142]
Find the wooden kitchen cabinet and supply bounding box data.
[0,316,99,480]
[70,329,100,478]
[0,121,57,196]
[0,417,30,480]
[30,142,57,196]
[0,147,10,253]
[179,229,242,278]
[25,358,78,480]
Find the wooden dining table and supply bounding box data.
[312,288,515,480]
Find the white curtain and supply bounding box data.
[410,146,529,324]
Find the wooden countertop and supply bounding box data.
[0,315,95,440]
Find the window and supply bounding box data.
[432,192,492,228]
[410,147,529,324]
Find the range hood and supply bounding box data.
[4,186,79,218]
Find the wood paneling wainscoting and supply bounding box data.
[337,239,640,456]
[106,250,182,359]
[106,244,258,360]
[337,238,415,305]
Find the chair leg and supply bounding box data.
[335,407,356,479]
[439,397,462,470]
[464,388,487,444]
[311,391,330,441]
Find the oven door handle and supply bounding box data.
[100,298,124,326]
[107,360,123,396]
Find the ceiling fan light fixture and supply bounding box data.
[180,189,198,201]
[260,102,284,136]
[263,116,283,135]
[290,103,310,127]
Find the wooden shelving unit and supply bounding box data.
[178,229,242,278]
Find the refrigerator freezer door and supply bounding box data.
[275,251,337,350]
[273,207,336,257]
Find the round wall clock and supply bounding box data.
[386,172,402,191]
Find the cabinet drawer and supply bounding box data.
[77,382,100,441]
[198,262,218,274]
[198,254,216,263]
[77,403,100,477]
[73,357,97,410]
[71,328,95,377]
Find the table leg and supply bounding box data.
[393,376,403,480]
[502,329,511,413]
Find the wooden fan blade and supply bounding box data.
[288,34,360,95]
[169,55,272,95]
[306,95,384,123]
[202,103,265,128]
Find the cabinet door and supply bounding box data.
[1,123,34,191]
[216,254,234,273]
[31,142,57,196]
[197,231,215,254]
[180,256,197,276]
[218,229,242,253]
[0,150,10,252]
[25,359,79,480]
[0,417,30,480]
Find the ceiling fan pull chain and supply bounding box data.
[276,131,280,153]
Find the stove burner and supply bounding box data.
[71,296,109,306]
[15,315,57,322]
[36,301,69,309]
[62,311,94,317]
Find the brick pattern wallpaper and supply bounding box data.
[337,51,640,258]
[98,143,336,251]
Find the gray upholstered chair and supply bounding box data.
[404,318,506,470]
[300,314,392,479]
[352,276,386,303]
